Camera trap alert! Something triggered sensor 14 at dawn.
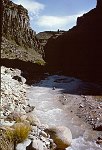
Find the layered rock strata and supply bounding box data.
[1,0,44,62]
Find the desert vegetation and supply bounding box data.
[0,122,31,150]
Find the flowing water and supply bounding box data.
[27,75,102,150]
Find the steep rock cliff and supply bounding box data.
[1,0,44,63]
[1,0,45,84]
[44,0,102,83]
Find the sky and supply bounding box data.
[12,0,96,33]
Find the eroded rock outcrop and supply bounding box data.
[44,0,102,83]
[1,0,45,84]
[1,0,44,63]
[1,66,29,120]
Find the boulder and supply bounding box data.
[16,139,31,150]
[26,112,41,126]
[12,75,22,82]
[32,139,44,150]
[93,123,102,131]
[12,75,26,84]
[44,126,72,149]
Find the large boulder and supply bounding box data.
[44,126,72,149]
[16,139,31,150]
[32,139,45,150]
[26,112,41,126]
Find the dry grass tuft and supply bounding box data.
[0,122,31,149]
[13,122,31,143]
[0,128,14,150]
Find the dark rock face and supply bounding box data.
[44,0,102,83]
[1,58,45,85]
[1,0,44,61]
[97,0,102,8]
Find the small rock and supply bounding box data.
[40,131,48,138]
[93,123,102,131]
[28,134,35,140]
[64,98,67,101]
[97,106,101,109]
[0,106,3,111]
[12,75,22,82]
[96,137,102,144]
[25,106,35,113]
[79,104,84,108]
[52,87,55,90]
[31,126,38,131]
[39,124,49,130]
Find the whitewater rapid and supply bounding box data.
[27,75,102,150]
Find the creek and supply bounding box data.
[27,75,102,150]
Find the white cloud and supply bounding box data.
[36,12,85,31]
[12,0,86,32]
[13,0,45,16]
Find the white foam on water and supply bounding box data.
[27,75,102,150]
[67,137,102,150]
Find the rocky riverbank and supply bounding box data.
[0,66,53,150]
[0,66,72,150]
[1,67,102,150]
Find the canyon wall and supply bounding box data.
[44,0,102,82]
[1,0,44,62]
[1,0,45,84]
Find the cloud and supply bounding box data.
[36,12,85,31]
[12,0,86,32]
[13,0,45,16]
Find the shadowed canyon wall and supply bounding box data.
[1,0,45,84]
[44,0,102,83]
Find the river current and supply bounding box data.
[27,75,102,150]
